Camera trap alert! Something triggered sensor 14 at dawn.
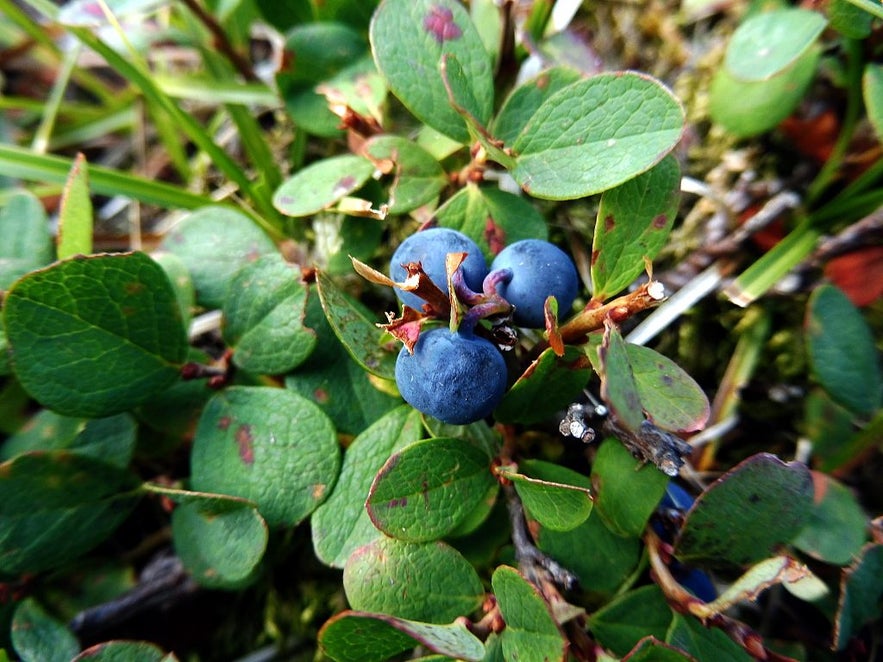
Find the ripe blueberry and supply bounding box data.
[490,239,579,328]
[389,228,488,309]
[395,327,507,424]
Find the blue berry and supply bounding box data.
[389,228,488,309]
[395,328,507,424]
[490,239,578,328]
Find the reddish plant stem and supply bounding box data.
[645,530,797,662]
[558,281,665,345]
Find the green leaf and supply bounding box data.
[316,270,397,379]
[709,46,819,138]
[363,135,446,213]
[537,512,642,596]
[666,614,752,662]
[493,67,584,147]
[626,344,710,434]
[498,459,592,532]
[0,190,54,291]
[588,585,673,657]
[598,324,644,431]
[591,438,669,538]
[366,437,495,542]
[592,155,681,300]
[319,611,485,662]
[62,413,137,469]
[150,251,194,328]
[492,566,566,662]
[1,410,85,461]
[829,0,873,39]
[4,252,188,417]
[706,556,827,613]
[435,184,549,261]
[169,492,268,589]
[158,206,277,309]
[273,155,376,217]
[370,0,494,143]
[0,451,141,576]
[344,537,484,622]
[495,346,593,425]
[792,472,868,565]
[190,386,340,528]
[286,291,400,435]
[674,453,814,566]
[863,64,883,143]
[510,72,684,199]
[278,22,366,86]
[71,641,175,661]
[285,56,386,138]
[806,283,883,416]
[222,254,317,374]
[312,406,424,568]
[723,9,826,82]
[57,152,92,259]
[11,598,79,662]
[834,543,883,650]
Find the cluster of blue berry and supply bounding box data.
[389,228,579,425]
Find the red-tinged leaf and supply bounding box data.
[380,306,429,353]
[824,246,883,308]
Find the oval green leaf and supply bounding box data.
[588,585,673,657]
[495,346,593,425]
[435,184,548,261]
[592,155,681,300]
[364,135,446,213]
[674,453,814,566]
[709,46,819,138]
[286,292,401,435]
[316,269,397,379]
[834,543,883,650]
[666,613,753,662]
[492,566,565,662]
[158,206,277,309]
[344,537,484,623]
[57,152,93,260]
[626,343,710,434]
[190,386,340,528]
[498,459,593,532]
[12,598,80,662]
[723,9,827,82]
[273,154,376,217]
[591,438,669,538]
[4,252,187,418]
[864,64,883,143]
[319,610,485,662]
[0,190,54,291]
[72,641,175,662]
[493,66,584,147]
[170,493,268,589]
[366,437,495,542]
[223,254,317,374]
[806,283,882,416]
[792,472,868,565]
[536,512,642,596]
[0,451,141,576]
[370,0,494,143]
[510,72,684,199]
[312,406,424,568]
